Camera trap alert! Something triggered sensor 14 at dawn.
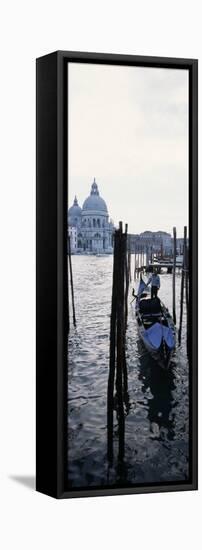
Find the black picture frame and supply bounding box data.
[36,50,198,499]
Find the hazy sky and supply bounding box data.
[68,63,188,237]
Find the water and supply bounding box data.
[67,255,189,489]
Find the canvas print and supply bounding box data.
[67,62,190,491]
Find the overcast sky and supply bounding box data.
[68,63,188,237]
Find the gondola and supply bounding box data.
[132,278,175,369]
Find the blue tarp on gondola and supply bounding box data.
[143,322,163,349]
[143,322,175,350]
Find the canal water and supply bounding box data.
[67,255,189,489]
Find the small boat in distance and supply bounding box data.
[132,278,175,369]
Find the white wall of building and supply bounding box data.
[68,226,77,253]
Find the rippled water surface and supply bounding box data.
[67,255,189,489]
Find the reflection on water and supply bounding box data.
[67,255,189,488]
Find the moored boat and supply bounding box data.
[132,278,175,369]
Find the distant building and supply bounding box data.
[127,234,140,252]
[68,178,114,254]
[139,231,171,250]
[154,231,172,253]
[128,230,172,254]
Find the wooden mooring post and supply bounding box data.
[116,222,126,462]
[142,246,145,270]
[172,227,177,325]
[67,235,76,328]
[134,245,137,280]
[107,228,119,462]
[67,256,70,335]
[185,229,189,355]
[125,225,129,331]
[135,246,137,278]
[128,250,131,283]
[122,227,129,400]
[146,245,149,271]
[178,226,188,346]
[138,245,140,278]
[107,222,129,463]
[137,246,140,278]
[150,245,153,264]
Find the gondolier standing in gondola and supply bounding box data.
[146,269,160,299]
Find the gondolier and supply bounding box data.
[147,270,160,299]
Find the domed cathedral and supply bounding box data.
[68,178,114,254]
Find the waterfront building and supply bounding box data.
[139,230,172,253]
[128,230,172,254]
[68,178,114,254]
[154,231,172,252]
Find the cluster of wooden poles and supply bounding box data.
[133,245,150,278]
[107,222,131,464]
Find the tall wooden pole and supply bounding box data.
[138,245,140,278]
[67,255,70,335]
[150,245,153,267]
[161,241,163,259]
[185,229,189,355]
[68,236,76,327]
[184,227,189,311]
[129,249,131,280]
[122,229,129,401]
[116,224,125,462]
[172,227,176,324]
[107,228,119,462]
[146,245,149,270]
[127,234,131,283]
[178,226,187,346]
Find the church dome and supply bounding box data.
[68,196,82,218]
[82,179,108,213]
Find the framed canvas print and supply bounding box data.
[36,51,198,498]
